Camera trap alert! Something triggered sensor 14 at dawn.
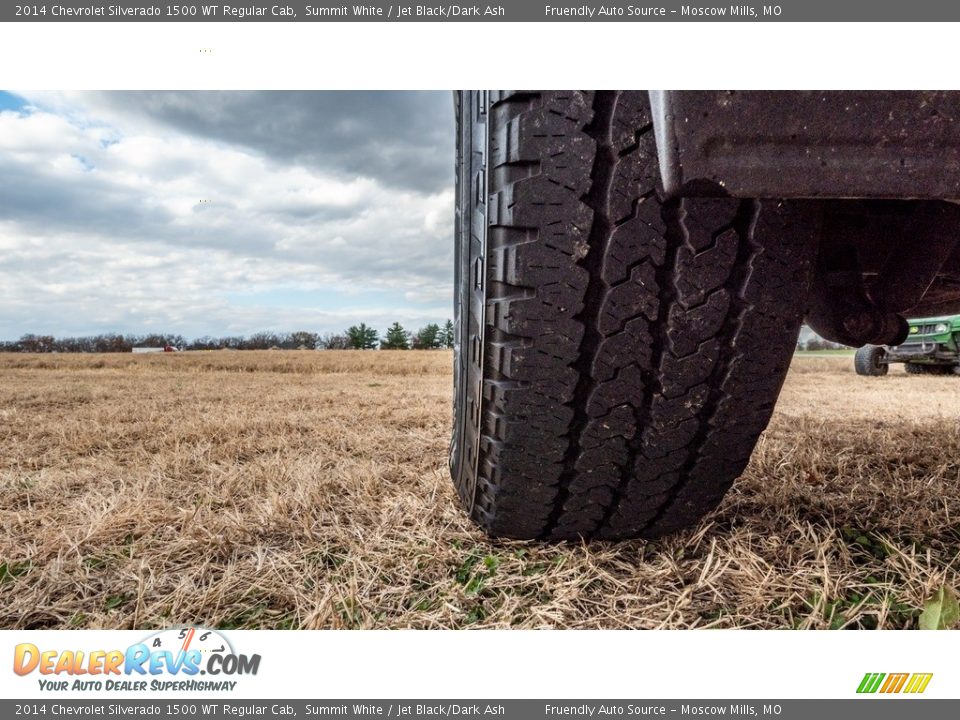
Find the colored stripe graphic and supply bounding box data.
[857,673,885,693]
[857,672,932,694]
[904,673,933,694]
[880,673,908,693]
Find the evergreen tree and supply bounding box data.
[438,319,455,349]
[412,323,441,349]
[381,322,411,350]
[346,323,379,350]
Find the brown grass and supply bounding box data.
[1,350,958,629]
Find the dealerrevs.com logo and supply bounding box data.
[13,627,260,693]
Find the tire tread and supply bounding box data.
[452,90,817,540]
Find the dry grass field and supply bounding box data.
[1,350,958,629]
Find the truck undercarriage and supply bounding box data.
[652,91,960,346]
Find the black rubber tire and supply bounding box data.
[854,345,889,376]
[916,364,951,375]
[903,362,951,375]
[450,91,818,541]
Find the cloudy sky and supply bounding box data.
[0,91,455,340]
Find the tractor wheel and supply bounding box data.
[907,363,951,375]
[854,346,889,376]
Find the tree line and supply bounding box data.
[0,320,455,353]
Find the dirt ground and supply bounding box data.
[1,351,958,629]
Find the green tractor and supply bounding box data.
[855,316,960,376]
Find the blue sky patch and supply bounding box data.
[0,91,28,113]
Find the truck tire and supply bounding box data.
[904,362,924,375]
[450,91,818,540]
[854,345,889,376]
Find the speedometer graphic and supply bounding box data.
[141,627,235,659]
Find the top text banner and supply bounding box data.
[5,0,960,22]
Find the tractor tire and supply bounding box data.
[450,91,818,541]
[905,362,948,375]
[855,345,889,376]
